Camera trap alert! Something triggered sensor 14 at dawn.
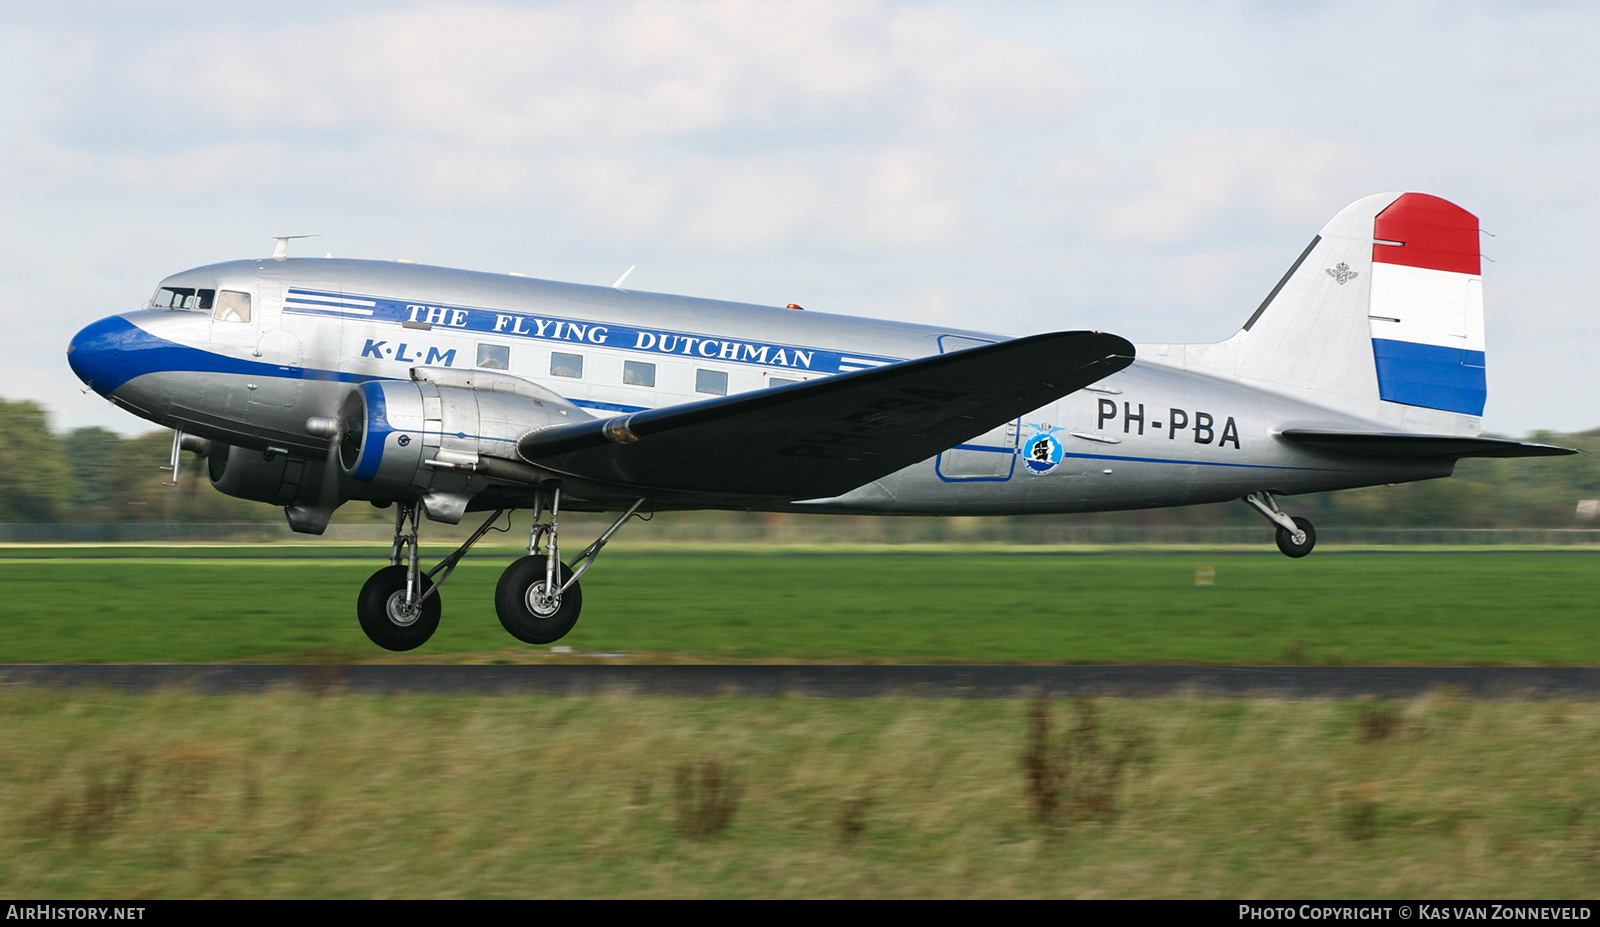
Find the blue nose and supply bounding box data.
[67,315,144,396]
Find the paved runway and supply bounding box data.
[2,664,1598,699]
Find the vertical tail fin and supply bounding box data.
[1180,192,1487,436]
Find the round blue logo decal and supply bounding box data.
[396,434,411,447]
[1022,430,1063,476]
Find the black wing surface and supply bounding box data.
[1280,429,1577,459]
[515,331,1134,498]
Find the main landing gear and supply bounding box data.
[495,491,642,645]
[1243,490,1316,558]
[354,489,645,651]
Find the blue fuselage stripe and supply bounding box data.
[1061,451,1332,472]
[76,317,1335,475]
[571,399,648,414]
[75,319,660,436]
[285,287,902,374]
[944,443,1332,471]
[68,316,374,393]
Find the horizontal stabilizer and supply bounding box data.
[1280,429,1576,460]
[517,331,1135,498]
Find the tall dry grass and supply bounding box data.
[1,689,1597,898]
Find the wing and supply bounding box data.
[515,330,1134,499]
[1280,429,1577,459]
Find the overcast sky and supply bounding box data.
[3,1,1596,436]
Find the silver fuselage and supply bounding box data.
[69,257,1449,515]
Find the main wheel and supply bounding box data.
[1275,516,1316,558]
[495,556,583,645]
[357,565,442,651]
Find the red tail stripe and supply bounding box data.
[1371,192,1481,276]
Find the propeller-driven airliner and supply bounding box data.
[67,192,1574,650]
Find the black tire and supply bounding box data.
[357,565,441,651]
[495,556,583,645]
[1275,516,1316,558]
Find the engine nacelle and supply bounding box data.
[339,368,587,522]
[207,443,325,506]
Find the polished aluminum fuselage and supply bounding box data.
[74,257,1450,515]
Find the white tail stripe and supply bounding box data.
[1368,263,1484,353]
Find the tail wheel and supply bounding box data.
[1275,516,1316,558]
[495,556,583,644]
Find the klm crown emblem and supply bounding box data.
[1325,262,1359,285]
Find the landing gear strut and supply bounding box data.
[354,491,646,650]
[1243,491,1316,558]
[356,502,509,651]
[494,489,643,645]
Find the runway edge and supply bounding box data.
[2,664,1599,699]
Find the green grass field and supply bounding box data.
[5,546,1599,898]
[1,546,1596,664]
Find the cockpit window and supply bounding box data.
[213,290,251,323]
[152,287,215,311]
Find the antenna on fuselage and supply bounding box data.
[271,234,321,261]
[611,265,636,289]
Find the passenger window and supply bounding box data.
[212,290,251,323]
[550,352,584,378]
[477,344,510,370]
[695,369,728,396]
[623,360,656,387]
[768,377,799,388]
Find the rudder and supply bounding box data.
[1367,193,1485,416]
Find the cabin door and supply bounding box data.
[933,335,1019,482]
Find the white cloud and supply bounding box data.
[1534,97,1600,130]
[5,1,1600,436]
[1096,130,1370,244]
[132,0,1083,145]
[3,1,1081,258]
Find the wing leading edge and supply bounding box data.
[515,330,1135,498]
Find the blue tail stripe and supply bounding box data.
[1371,338,1486,415]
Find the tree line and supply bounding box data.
[1,397,1595,527]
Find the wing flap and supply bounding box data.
[1280,429,1577,459]
[516,330,1134,498]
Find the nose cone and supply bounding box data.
[68,315,142,396]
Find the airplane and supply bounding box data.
[66,192,1575,651]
